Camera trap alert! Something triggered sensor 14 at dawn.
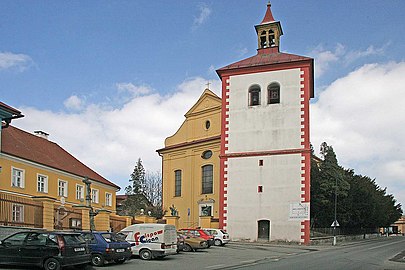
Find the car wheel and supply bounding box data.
[44,258,61,270]
[214,239,223,246]
[91,254,105,266]
[182,244,193,252]
[114,258,126,264]
[139,249,153,260]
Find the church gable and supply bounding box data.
[185,89,221,117]
[164,88,221,147]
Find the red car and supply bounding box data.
[178,229,215,247]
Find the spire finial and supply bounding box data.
[261,1,275,24]
[205,81,211,90]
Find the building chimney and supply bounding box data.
[34,130,49,140]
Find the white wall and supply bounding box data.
[224,68,304,242]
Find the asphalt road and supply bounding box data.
[0,236,404,270]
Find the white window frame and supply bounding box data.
[105,192,112,207]
[37,174,48,193]
[58,179,68,197]
[12,204,24,222]
[76,184,84,200]
[91,189,99,204]
[11,167,25,188]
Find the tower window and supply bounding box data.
[268,82,280,104]
[269,30,276,47]
[260,31,267,48]
[249,85,261,106]
[205,120,211,130]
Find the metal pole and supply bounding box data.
[333,177,338,246]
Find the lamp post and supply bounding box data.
[83,177,98,231]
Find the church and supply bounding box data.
[157,3,314,244]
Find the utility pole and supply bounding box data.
[83,177,98,231]
[333,176,338,246]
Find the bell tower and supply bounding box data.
[255,2,283,50]
[217,3,314,245]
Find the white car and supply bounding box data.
[202,228,230,246]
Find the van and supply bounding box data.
[120,223,177,260]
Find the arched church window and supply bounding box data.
[260,30,267,48]
[268,82,280,104]
[202,165,213,194]
[249,85,261,106]
[269,30,275,47]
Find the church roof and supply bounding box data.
[1,125,120,189]
[217,47,312,73]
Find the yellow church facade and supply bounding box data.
[157,89,221,229]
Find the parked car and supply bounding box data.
[120,223,177,260]
[202,228,230,246]
[179,228,215,247]
[178,232,208,252]
[80,231,132,266]
[0,230,90,270]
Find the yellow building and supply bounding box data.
[0,102,129,232]
[157,89,221,229]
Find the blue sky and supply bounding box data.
[2,1,405,208]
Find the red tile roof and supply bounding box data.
[1,125,120,189]
[217,47,312,72]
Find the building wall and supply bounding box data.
[222,67,311,243]
[0,153,117,230]
[160,90,221,229]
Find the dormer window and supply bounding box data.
[268,82,280,104]
[249,85,261,106]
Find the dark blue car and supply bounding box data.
[81,231,132,266]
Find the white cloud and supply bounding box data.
[192,3,211,30]
[116,83,151,96]
[309,43,387,78]
[311,61,405,207]
[64,95,85,111]
[0,52,33,71]
[15,77,221,192]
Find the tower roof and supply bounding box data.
[261,2,276,24]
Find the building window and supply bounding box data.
[92,189,99,204]
[202,165,213,194]
[268,82,280,104]
[76,185,84,200]
[269,30,276,47]
[69,218,82,229]
[249,85,261,106]
[12,204,24,222]
[37,174,48,193]
[11,168,24,188]
[205,120,211,130]
[174,170,182,197]
[58,180,68,197]
[105,193,112,207]
[202,150,212,159]
[260,30,267,48]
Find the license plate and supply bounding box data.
[74,247,85,252]
[116,249,125,252]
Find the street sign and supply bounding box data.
[331,220,340,227]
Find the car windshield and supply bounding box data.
[220,230,228,234]
[101,233,124,243]
[62,234,85,245]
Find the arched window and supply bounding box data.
[260,30,267,48]
[268,82,280,104]
[249,85,261,106]
[174,170,181,197]
[202,165,213,194]
[269,30,275,47]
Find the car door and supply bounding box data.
[19,232,49,265]
[0,232,29,265]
